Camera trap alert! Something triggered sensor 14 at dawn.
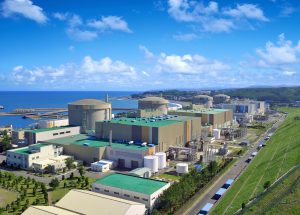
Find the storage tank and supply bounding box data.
[213,94,230,104]
[138,97,169,114]
[144,155,159,173]
[68,99,111,133]
[176,163,189,174]
[213,129,221,139]
[155,152,167,169]
[192,95,213,108]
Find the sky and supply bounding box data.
[0,0,300,91]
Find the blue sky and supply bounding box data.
[0,0,299,91]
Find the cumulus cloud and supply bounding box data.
[139,45,155,59]
[167,0,267,33]
[10,56,138,87]
[256,33,300,65]
[1,0,47,24]
[66,28,98,41]
[223,4,268,21]
[157,53,230,74]
[87,16,132,33]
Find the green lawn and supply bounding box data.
[0,188,18,208]
[156,173,181,181]
[243,165,300,215]
[211,108,300,215]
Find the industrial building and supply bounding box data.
[24,126,80,145]
[192,95,213,108]
[68,99,112,133]
[41,134,155,168]
[31,155,72,173]
[37,119,69,129]
[221,99,266,123]
[92,173,170,209]
[213,94,230,104]
[6,144,63,170]
[168,109,233,129]
[23,189,146,215]
[95,115,202,152]
[136,97,169,117]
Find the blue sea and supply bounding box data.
[0,91,139,128]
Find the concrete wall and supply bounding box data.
[26,126,80,145]
[92,181,170,209]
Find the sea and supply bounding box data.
[0,91,139,129]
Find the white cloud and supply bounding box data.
[87,16,132,33]
[53,12,68,21]
[173,33,198,41]
[66,28,98,41]
[282,70,296,76]
[139,45,155,59]
[1,0,47,24]
[167,0,267,33]
[10,56,139,87]
[256,33,300,65]
[223,4,268,21]
[157,53,230,74]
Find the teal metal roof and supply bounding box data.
[13,144,48,154]
[25,126,75,133]
[42,134,150,151]
[94,173,168,195]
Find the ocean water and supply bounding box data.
[0,91,139,128]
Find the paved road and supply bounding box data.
[185,114,286,215]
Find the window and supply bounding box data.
[53,133,58,136]
[152,197,156,200]
[59,132,65,134]
[124,194,130,197]
[104,189,109,193]
[66,131,71,134]
[36,156,39,159]
[94,187,100,191]
[134,196,140,199]
[114,192,119,195]
[142,198,148,202]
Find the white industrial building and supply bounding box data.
[31,155,72,173]
[23,189,146,215]
[91,160,114,172]
[6,144,63,170]
[38,119,69,129]
[24,126,81,145]
[92,173,170,209]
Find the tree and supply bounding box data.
[207,161,218,176]
[49,178,60,190]
[78,166,85,177]
[63,182,67,188]
[85,177,89,186]
[242,202,246,209]
[65,158,75,170]
[69,172,74,179]
[263,181,271,189]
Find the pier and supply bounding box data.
[0,107,137,120]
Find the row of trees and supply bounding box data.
[152,159,233,215]
[0,171,48,214]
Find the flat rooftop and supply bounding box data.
[94,173,168,195]
[42,134,150,151]
[172,108,230,114]
[13,143,48,154]
[25,126,76,133]
[99,115,196,127]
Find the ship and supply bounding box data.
[0,105,4,109]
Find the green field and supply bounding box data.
[0,188,17,208]
[211,108,300,215]
[243,164,300,214]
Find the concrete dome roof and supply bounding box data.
[69,99,111,109]
[194,95,213,100]
[139,96,169,104]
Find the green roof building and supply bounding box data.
[92,173,170,209]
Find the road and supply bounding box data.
[185,114,286,215]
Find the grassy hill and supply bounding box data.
[211,107,300,215]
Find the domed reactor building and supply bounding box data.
[213,94,230,104]
[137,97,169,117]
[68,99,112,133]
[192,95,213,108]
